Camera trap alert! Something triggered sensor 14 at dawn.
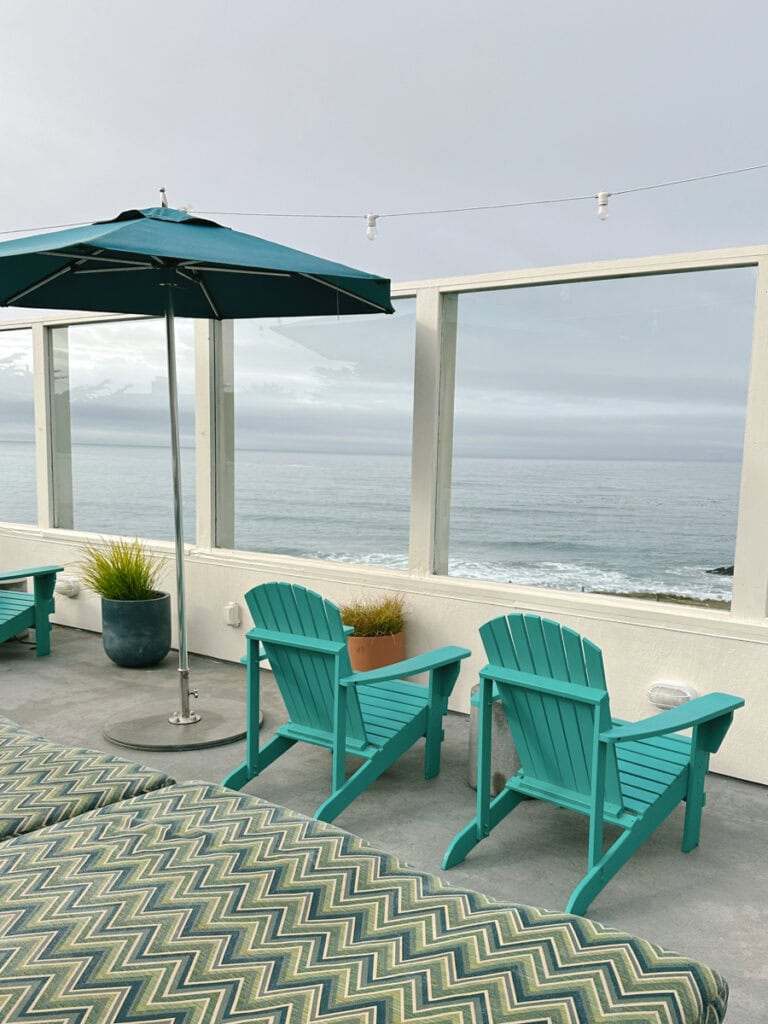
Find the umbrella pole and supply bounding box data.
[164,288,200,726]
[102,294,249,750]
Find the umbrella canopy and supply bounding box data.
[0,206,394,317]
[0,205,393,747]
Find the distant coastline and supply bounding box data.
[595,590,730,610]
[596,564,733,609]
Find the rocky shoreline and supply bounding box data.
[592,564,733,610]
[595,590,729,610]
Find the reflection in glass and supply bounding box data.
[233,300,415,565]
[450,269,757,604]
[0,330,36,524]
[63,319,196,541]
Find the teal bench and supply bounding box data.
[0,565,63,656]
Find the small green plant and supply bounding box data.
[339,593,405,637]
[79,538,164,601]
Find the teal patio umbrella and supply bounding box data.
[0,203,393,747]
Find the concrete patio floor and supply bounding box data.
[1,625,765,1022]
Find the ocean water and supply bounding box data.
[448,457,738,600]
[0,441,739,601]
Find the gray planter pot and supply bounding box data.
[101,592,171,668]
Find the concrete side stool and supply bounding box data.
[467,683,521,797]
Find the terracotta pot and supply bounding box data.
[347,631,405,672]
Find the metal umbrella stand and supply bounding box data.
[163,288,195,728]
[0,200,393,749]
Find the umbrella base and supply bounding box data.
[103,699,262,751]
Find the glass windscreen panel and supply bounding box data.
[232,300,415,567]
[0,329,36,524]
[61,319,196,541]
[451,268,756,608]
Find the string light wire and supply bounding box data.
[610,160,768,196]
[2,159,768,238]
[198,160,768,225]
[198,191,595,220]
[0,219,92,237]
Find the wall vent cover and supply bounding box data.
[647,682,698,709]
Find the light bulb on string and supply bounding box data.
[366,213,379,241]
[596,192,610,221]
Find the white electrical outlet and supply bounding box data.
[224,601,241,627]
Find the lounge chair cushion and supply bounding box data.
[0,780,727,1024]
[0,714,175,840]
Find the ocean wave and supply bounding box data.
[304,550,411,571]
[454,559,732,600]
[293,550,732,601]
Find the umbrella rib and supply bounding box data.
[198,279,221,318]
[5,247,115,303]
[73,266,154,274]
[299,273,391,313]
[5,264,75,304]
[178,263,291,278]
[39,250,156,269]
[176,269,221,318]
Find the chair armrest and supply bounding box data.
[0,566,63,584]
[341,645,471,687]
[240,626,353,664]
[246,627,347,657]
[600,692,744,744]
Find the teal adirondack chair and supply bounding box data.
[443,613,744,916]
[222,582,471,822]
[0,566,63,656]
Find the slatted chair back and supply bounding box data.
[479,613,625,817]
[245,582,368,750]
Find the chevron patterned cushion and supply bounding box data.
[0,714,175,840]
[0,781,727,1023]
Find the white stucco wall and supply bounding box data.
[1,525,763,786]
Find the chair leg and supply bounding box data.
[423,707,445,779]
[682,748,709,852]
[442,787,525,869]
[425,661,462,778]
[34,623,51,657]
[317,705,434,822]
[567,832,633,917]
[567,787,682,916]
[221,762,255,791]
[221,734,295,791]
[33,572,57,657]
[315,754,392,823]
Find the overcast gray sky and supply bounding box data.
[3,0,768,276]
[0,0,765,459]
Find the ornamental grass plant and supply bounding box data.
[79,538,164,601]
[339,593,405,637]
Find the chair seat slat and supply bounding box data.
[0,566,60,655]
